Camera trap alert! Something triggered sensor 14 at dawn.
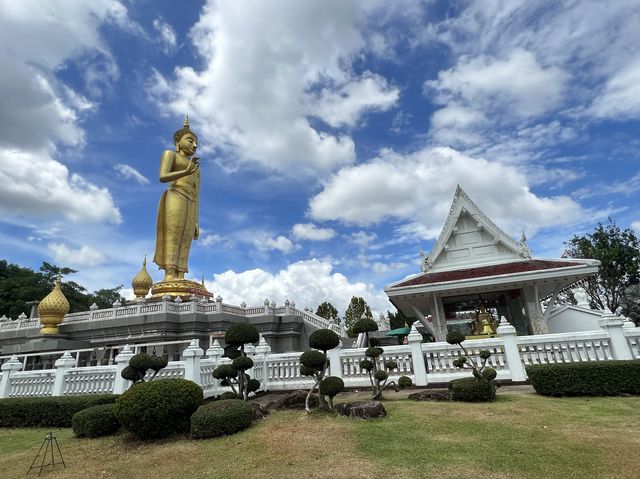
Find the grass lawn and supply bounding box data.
[1,391,639,479]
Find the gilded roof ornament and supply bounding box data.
[38,276,70,335]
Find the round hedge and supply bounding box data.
[225,323,260,347]
[227,349,241,360]
[352,318,378,334]
[446,331,465,345]
[359,359,374,371]
[247,378,261,393]
[309,329,340,351]
[374,370,388,382]
[300,350,326,370]
[213,364,237,380]
[300,364,317,376]
[233,356,254,371]
[114,378,203,439]
[479,350,492,360]
[219,391,239,400]
[482,367,497,381]
[319,376,344,398]
[190,399,253,438]
[72,404,119,438]
[121,365,140,382]
[448,377,496,402]
[398,375,413,389]
[365,347,384,358]
[385,360,398,370]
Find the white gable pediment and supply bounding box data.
[422,186,531,272]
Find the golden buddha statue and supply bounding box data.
[151,116,209,298]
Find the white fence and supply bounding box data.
[1,315,638,399]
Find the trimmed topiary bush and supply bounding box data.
[233,356,254,371]
[309,329,340,352]
[526,360,640,397]
[213,323,261,400]
[190,399,253,438]
[0,394,118,428]
[72,404,119,438]
[398,375,413,389]
[319,376,344,410]
[352,318,378,335]
[121,352,169,384]
[449,377,496,402]
[219,391,239,400]
[300,350,327,370]
[114,378,203,439]
[225,322,260,346]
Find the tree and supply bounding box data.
[344,296,372,336]
[387,309,415,330]
[565,220,640,312]
[315,301,340,324]
[0,259,126,318]
[621,284,640,326]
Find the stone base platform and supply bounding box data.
[151,279,210,298]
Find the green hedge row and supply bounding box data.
[448,378,496,402]
[526,360,640,396]
[72,404,120,438]
[0,394,119,428]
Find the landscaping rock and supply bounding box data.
[335,401,386,419]
[265,390,318,411]
[249,402,270,420]
[408,391,451,401]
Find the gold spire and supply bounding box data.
[132,255,153,299]
[183,115,190,128]
[38,276,69,335]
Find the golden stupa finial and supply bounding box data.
[183,115,190,129]
[38,276,70,335]
[201,273,205,287]
[132,255,153,299]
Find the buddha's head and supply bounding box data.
[173,116,198,156]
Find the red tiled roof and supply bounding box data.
[390,259,593,289]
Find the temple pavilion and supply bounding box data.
[385,186,600,341]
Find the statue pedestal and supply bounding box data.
[151,279,210,298]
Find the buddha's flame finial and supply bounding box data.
[183,115,190,129]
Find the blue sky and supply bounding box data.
[1,0,639,316]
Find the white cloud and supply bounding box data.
[309,147,587,238]
[48,243,106,267]
[631,221,640,234]
[427,49,568,119]
[292,223,336,241]
[206,259,391,315]
[199,233,224,247]
[346,231,377,248]
[259,235,295,254]
[148,0,396,177]
[152,18,177,54]
[312,73,399,128]
[590,57,640,120]
[371,261,407,274]
[0,0,131,224]
[114,164,150,185]
[0,148,121,223]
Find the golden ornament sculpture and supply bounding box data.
[132,256,153,299]
[38,277,70,335]
[474,304,498,336]
[151,116,209,298]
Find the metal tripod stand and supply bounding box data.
[27,431,66,476]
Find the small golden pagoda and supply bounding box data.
[38,277,70,335]
[131,256,153,299]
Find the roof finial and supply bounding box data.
[183,115,190,129]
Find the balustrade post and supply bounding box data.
[52,351,76,396]
[0,355,23,398]
[408,323,428,386]
[328,340,343,379]
[113,345,134,394]
[205,340,224,396]
[255,335,271,391]
[496,317,527,381]
[599,311,633,360]
[183,339,204,385]
[215,295,223,313]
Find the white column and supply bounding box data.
[328,340,343,379]
[599,311,633,360]
[205,339,224,396]
[408,323,428,386]
[496,317,527,381]
[255,335,272,391]
[52,351,76,396]
[0,355,23,398]
[183,339,204,385]
[113,345,134,394]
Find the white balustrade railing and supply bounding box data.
[9,370,55,397]
[63,367,117,395]
[516,331,612,365]
[624,328,640,359]
[1,319,638,399]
